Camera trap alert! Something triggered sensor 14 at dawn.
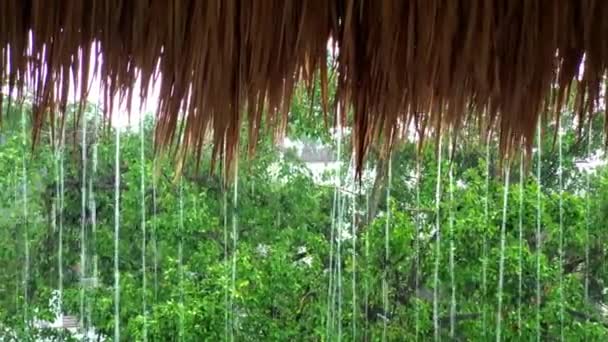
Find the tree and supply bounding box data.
[0,95,606,341]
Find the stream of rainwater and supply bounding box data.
[448,133,456,339]
[364,176,370,341]
[51,141,58,309]
[414,154,421,342]
[140,113,148,342]
[13,169,19,317]
[482,134,491,340]
[223,155,229,341]
[114,125,121,342]
[327,188,338,339]
[230,157,239,342]
[433,133,443,342]
[88,113,99,335]
[585,119,592,308]
[179,177,185,341]
[80,112,87,333]
[326,117,343,340]
[20,103,30,337]
[558,115,564,342]
[337,183,346,341]
[518,151,524,335]
[351,174,358,341]
[496,164,511,341]
[382,154,392,342]
[152,142,159,305]
[327,181,337,338]
[55,120,66,324]
[535,122,542,342]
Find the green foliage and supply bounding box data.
[0,100,607,341]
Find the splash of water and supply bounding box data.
[518,152,524,335]
[80,112,88,333]
[496,164,511,341]
[140,113,148,342]
[382,154,392,342]
[482,136,490,340]
[448,134,456,339]
[535,123,542,342]
[433,133,443,342]
[179,178,185,341]
[114,125,121,342]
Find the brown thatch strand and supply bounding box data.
[1,1,607,173]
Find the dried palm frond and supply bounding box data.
[1,1,607,174]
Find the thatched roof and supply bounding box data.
[1,1,607,172]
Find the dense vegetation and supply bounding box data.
[0,97,608,341]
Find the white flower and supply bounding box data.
[301,255,313,267]
[337,224,353,241]
[297,245,307,254]
[456,179,467,189]
[256,244,270,257]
